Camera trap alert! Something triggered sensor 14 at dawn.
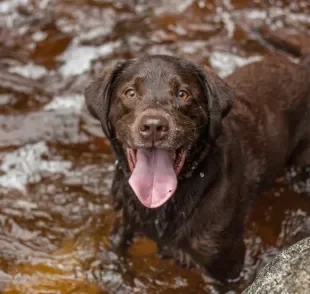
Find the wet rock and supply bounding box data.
[243,237,310,294]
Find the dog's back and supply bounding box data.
[224,31,310,197]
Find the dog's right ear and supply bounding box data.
[84,60,129,138]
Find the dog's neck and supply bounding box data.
[179,125,217,179]
[180,141,212,180]
[110,139,130,175]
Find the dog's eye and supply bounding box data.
[177,89,189,101]
[124,89,136,99]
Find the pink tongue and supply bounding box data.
[129,149,177,208]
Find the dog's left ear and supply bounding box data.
[84,60,129,139]
[198,66,234,141]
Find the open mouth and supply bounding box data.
[126,147,187,209]
[126,146,187,175]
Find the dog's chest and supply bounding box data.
[123,186,190,242]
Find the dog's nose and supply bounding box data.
[139,116,169,141]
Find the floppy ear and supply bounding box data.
[198,66,234,141]
[84,60,128,139]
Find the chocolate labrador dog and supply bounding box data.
[84,46,310,281]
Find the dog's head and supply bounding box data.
[85,55,233,208]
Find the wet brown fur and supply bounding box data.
[84,32,310,281]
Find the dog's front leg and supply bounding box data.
[110,209,135,255]
[186,223,246,283]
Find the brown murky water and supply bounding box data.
[0,0,310,293]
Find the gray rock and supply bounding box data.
[243,237,310,294]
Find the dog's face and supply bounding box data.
[85,55,233,208]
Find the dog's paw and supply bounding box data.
[173,249,196,269]
[157,246,195,269]
[157,245,173,259]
